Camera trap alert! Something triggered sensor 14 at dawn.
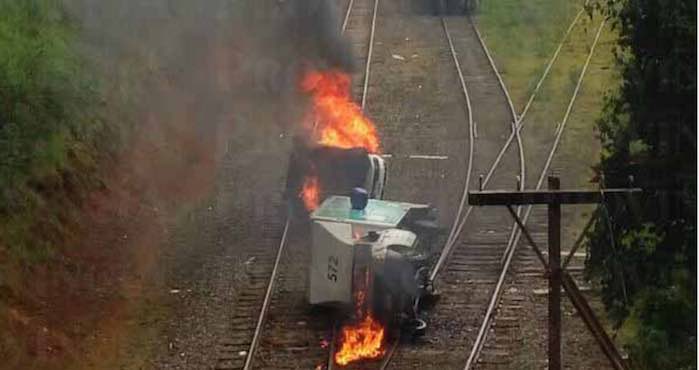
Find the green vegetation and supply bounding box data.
[477,0,619,190]
[510,11,608,147]
[476,0,584,108]
[0,0,106,263]
[475,0,695,367]
[0,1,110,364]
[586,0,697,368]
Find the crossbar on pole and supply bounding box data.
[469,188,641,205]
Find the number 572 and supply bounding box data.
[327,256,339,282]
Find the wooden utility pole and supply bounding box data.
[468,176,639,370]
[547,176,562,370]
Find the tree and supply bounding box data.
[587,0,697,368]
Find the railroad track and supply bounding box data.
[318,0,488,368]
[375,10,522,368]
[213,1,382,369]
[470,17,610,370]
[211,128,292,370]
[331,0,532,368]
[380,5,609,370]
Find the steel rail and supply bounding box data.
[341,0,355,34]
[326,323,339,370]
[516,7,586,129]
[242,219,290,370]
[465,15,526,270]
[463,19,608,370]
[379,14,478,368]
[331,3,478,368]
[378,333,401,370]
[439,15,475,279]
[495,7,586,266]
[430,14,521,282]
[430,7,586,280]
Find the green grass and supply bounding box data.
[476,0,585,110]
[476,0,620,188]
[558,19,618,185]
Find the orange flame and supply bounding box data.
[333,259,386,366]
[300,175,320,211]
[334,314,386,366]
[301,70,381,154]
[297,70,383,212]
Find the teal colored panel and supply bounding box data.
[311,196,415,227]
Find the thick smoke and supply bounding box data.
[2,3,357,367]
[278,0,356,71]
[229,0,356,112]
[59,0,357,204]
[64,0,354,129]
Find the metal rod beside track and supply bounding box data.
[242,220,290,370]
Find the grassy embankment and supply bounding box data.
[0,1,139,366]
[0,2,103,263]
[0,1,207,368]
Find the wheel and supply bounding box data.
[404,318,427,337]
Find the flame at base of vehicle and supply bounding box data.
[300,175,321,211]
[334,313,386,366]
[334,260,386,366]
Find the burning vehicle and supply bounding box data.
[286,143,386,213]
[309,193,438,322]
[290,69,440,366]
[287,145,439,365]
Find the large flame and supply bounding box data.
[296,70,382,212]
[301,70,381,154]
[334,314,386,366]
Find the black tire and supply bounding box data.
[404,318,427,337]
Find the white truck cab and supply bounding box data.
[365,154,386,200]
[308,196,429,307]
[286,145,387,210]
